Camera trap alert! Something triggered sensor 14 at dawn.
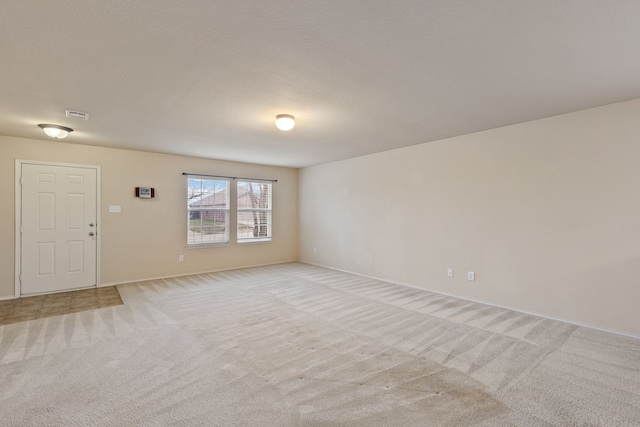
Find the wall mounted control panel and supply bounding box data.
[135,187,155,199]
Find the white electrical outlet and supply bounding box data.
[178,255,184,262]
[313,247,317,253]
[447,268,453,277]
[467,271,475,281]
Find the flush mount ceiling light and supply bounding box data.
[275,114,295,131]
[38,124,73,139]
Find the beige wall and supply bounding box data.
[299,98,640,337]
[1,136,298,297]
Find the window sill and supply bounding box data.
[237,239,272,245]
[187,242,230,249]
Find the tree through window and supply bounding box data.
[237,181,272,242]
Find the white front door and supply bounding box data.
[20,163,98,295]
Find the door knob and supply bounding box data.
[89,232,95,236]
[89,223,95,227]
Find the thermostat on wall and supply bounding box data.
[135,187,155,199]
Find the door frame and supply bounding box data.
[14,160,102,298]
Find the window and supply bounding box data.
[237,181,272,243]
[187,177,229,245]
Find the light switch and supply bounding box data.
[108,205,121,213]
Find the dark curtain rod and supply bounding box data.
[182,172,277,183]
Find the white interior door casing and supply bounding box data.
[20,163,98,295]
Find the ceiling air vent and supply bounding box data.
[65,110,90,120]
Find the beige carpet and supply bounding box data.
[1,262,639,426]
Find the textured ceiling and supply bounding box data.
[1,1,640,168]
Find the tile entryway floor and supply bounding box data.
[0,286,123,326]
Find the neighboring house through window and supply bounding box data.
[187,176,230,245]
[237,181,272,243]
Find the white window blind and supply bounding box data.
[187,176,230,245]
[237,181,272,243]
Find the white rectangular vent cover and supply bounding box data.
[65,110,90,120]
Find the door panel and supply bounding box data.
[36,242,55,276]
[21,163,97,295]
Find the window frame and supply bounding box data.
[186,176,230,247]
[236,180,272,244]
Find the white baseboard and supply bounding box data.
[300,260,640,341]
[99,259,299,287]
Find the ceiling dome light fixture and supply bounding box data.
[38,124,73,139]
[275,114,295,131]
